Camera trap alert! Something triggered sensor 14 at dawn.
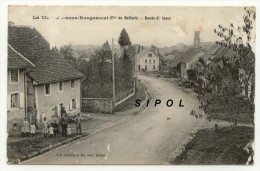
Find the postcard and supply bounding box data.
[1,2,258,167]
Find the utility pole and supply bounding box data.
[134,52,138,91]
[112,38,116,113]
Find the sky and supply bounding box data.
[8,6,254,48]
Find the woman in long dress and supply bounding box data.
[42,117,49,138]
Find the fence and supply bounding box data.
[82,81,136,114]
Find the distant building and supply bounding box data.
[171,31,205,79]
[7,24,85,133]
[136,48,166,71]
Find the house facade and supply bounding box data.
[137,50,160,71]
[34,79,81,123]
[8,24,85,133]
[7,46,35,132]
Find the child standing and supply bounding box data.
[21,118,30,137]
[49,124,54,138]
[53,120,59,137]
[30,124,36,137]
[67,126,72,137]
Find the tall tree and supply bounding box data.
[117,29,134,90]
[91,41,112,97]
[120,49,133,89]
[118,28,130,48]
[214,7,255,102]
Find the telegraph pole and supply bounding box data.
[112,38,116,113]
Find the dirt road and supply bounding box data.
[23,75,202,164]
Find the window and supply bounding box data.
[148,53,152,57]
[45,83,51,95]
[154,59,155,63]
[71,80,75,88]
[10,69,19,83]
[149,59,151,64]
[145,65,147,70]
[145,59,147,64]
[11,93,19,108]
[153,65,155,70]
[59,81,63,91]
[70,99,76,110]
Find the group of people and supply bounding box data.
[41,116,73,138]
[21,118,36,137]
[21,108,83,138]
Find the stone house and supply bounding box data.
[7,45,35,133]
[7,24,85,132]
[136,49,161,71]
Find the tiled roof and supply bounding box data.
[8,25,85,84]
[8,46,34,69]
[171,47,205,66]
[200,43,222,62]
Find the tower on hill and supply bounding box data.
[194,31,200,47]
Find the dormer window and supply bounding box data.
[148,53,152,57]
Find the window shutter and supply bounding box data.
[20,92,24,108]
[7,94,10,111]
[69,100,72,111]
[75,99,77,109]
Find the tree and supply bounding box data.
[59,44,77,69]
[194,7,255,124]
[118,28,130,48]
[91,41,113,98]
[117,29,134,90]
[120,49,133,89]
[214,7,255,103]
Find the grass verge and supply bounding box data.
[171,126,254,165]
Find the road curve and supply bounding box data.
[23,75,202,165]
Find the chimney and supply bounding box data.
[194,31,200,47]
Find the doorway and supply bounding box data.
[59,103,63,119]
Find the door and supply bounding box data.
[59,103,63,119]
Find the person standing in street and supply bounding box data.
[75,113,82,135]
[42,117,49,138]
[53,120,59,137]
[30,123,36,137]
[21,118,30,137]
[49,124,54,138]
[61,113,68,137]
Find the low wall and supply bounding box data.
[82,98,113,114]
[82,85,135,114]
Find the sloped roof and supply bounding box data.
[8,45,35,69]
[200,43,222,62]
[171,47,205,66]
[8,25,85,84]
[136,48,166,61]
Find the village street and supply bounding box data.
[22,75,203,165]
